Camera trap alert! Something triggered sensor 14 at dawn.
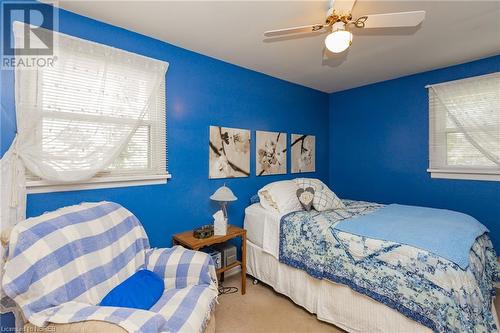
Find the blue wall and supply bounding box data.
[329,55,500,250]
[1,5,329,244]
[1,5,329,327]
[2,2,498,330]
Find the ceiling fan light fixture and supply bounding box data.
[325,28,352,53]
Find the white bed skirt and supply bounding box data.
[246,239,499,333]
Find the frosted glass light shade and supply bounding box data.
[210,185,237,202]
[325,30,353,53]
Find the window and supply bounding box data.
[23,31,169,193]
[428,73,500,181]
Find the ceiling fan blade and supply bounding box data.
[264,24,326,37]
[331,0,357,15]
[358,11,426,29]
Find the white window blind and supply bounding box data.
[428,73,500,181]
[22,29,169,193]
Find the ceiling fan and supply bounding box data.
[264,0,425,53]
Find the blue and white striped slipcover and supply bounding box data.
[2,202,218,333]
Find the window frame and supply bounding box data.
[427,74,500,182]
[26,174,171,194]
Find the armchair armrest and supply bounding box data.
[145,246,217,290]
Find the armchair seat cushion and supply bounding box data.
[150,285,217,333]
[24,320,128,333]
[24,312,216,333]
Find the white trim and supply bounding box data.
[428,169,500,182]
[425,72,499,89]
[427,168,500,175]
[26,174,172,194]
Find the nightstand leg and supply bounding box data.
[241,233,247,295]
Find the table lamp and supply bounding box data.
[210,185,237,235]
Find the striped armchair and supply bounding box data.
[3,202,218,333]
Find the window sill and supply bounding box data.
[427,169,500,182]
[26,174,172,194]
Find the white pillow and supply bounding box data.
[313,187,345,211]
[258,180,303,214]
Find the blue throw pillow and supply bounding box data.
[100,269,164,310]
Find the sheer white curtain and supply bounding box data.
[429,72,500,171]
[1,23,168,325]
[15,25,169,181]
[0,145,26,327]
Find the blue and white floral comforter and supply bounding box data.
[279,200,499,333]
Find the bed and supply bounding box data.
[244,200,500,333]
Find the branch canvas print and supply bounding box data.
[291,134,316,173]
[256,130,287,176]
[209,126,250,179]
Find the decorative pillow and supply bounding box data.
[296,187,315,211]
[100,269,164,310]
[313,187,345,211]
[294,178,326,193]
[258,180,303,214]
[250,194,260,204]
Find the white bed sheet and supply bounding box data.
[243,203,281,258]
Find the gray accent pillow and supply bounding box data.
[296,187,315,211]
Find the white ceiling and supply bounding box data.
[55,1,500,93]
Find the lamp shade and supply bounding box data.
[210,185,237,202]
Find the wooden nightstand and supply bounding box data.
[172,225,247,295]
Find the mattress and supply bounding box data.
[243,203,280,258]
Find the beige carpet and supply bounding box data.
[215,274,342,333]
[215,274,500,333]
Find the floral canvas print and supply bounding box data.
[256,131,287,176]
[291,134,315,173]
[209,126,250,178]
